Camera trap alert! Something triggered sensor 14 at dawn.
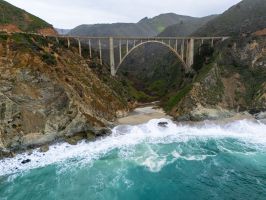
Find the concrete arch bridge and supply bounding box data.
[8,32,228,76]
[64,36,228,76]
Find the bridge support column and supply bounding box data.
[109,37,116,76]
[186,38,194,72]
[89,39,92,58]
[78,39,82,56]
[181,39,185,60]
[98,40,102,65]
[119,40,122,63]
[126,40,129,54]
[67,38,70,48]
[175,40,178,51]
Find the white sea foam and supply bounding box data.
[0,118,266,176]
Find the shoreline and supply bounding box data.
[115,105,172,125]
[1,105,265,160]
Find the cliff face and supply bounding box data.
[165,36,266,120]
[0,33,129,154]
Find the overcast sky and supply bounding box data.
[6,0,241,29]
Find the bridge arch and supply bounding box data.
[114,40,188,75]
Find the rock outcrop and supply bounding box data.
[0,33,129,155]
[166,36,266,121]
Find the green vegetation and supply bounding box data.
[42,52,57,65]
[195,0,266,36]
[69,13,197,37]
[192,43,214,72]
[164,84,193,112]
[0,0,53,32]
[118,43,185,103]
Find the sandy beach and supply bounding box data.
[116,106,172,125]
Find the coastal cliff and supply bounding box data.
[164,36,266,120]
[0,33,129,156]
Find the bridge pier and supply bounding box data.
[181,39,185,60]
[126,40,129,54]
[89,39,92,58]
[67,38,70,48]
[98,40,102,65]
[119,40,122,63]
[186,38,194,72]
[109,37,116,76]
[78,39,82,56]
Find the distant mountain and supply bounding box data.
[68,13,196,37]
[56,28,71,35]
[194,0,266,36]
[159,15,217,37]
[0,0,56,34]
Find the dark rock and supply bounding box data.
[255,111,266,120]
[158,122,168,127]
[0,149,15,158]
[64,133,85,145]
[21,159,31,164]
[86,131,96,141]
[39,145,49,153]
[27,150,33,155]
[94,128,112,137]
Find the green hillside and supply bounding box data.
[0,0,54,32]
[194,0,266,36]
[68,13,196,37]
[159,15,217,37]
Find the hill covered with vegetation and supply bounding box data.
[68,13,196,37]
[159,15,217,37]
[194,0,266,36]
[0,0,56,34]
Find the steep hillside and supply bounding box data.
[159,15,217,37]
[0,32,129,156]
[194,0,266,36]
[164,36,266,121]
[68,13,195,37]
[0,0,56,34]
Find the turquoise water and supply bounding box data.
[1,119,266,200]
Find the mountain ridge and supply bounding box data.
[193,0,266,36]
[68,13,199,37]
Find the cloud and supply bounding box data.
[5,0,242,29]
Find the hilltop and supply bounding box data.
[159,15,217,37]
[68,13,196,37]
[194,0,266,36]
[0,0,57,35]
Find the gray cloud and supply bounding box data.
[6,0,241,29]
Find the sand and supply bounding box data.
[116,106,172,125]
